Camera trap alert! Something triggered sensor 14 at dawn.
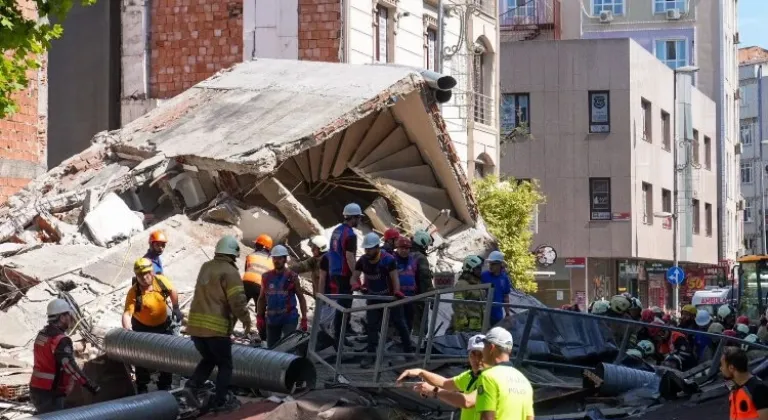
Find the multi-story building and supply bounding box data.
[500,38,719,309]
[738,46,768,254]
[557,0,742,264]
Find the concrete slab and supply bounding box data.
[0,244,103,281]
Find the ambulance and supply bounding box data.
[691,286,734,316]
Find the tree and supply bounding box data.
[0,0,94,118]
[472,175,544,293]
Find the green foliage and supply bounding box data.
[473,175,544,293]
[0,0,94,118]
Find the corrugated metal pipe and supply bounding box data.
[28,391,178,420]
[104,329,316,394]
[589,363,661,396]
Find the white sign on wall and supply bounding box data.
[589,91,611,133]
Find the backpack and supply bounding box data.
[132,276,171,313]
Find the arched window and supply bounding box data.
[474,152,496,178]
[473,36,493,125]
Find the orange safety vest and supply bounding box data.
[731,384,761,420]
[242,252,273,286]
[30,331,71,394]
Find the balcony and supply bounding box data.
[473,91,495,127]
[500,0,560,42]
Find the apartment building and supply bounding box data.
[500,39,718,309]
[738,46,768,254]
[557,0,742,264]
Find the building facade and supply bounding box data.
[738,46,768,254]
[500,39,719,309]
[0,0,48,202]
[558,0,742,264]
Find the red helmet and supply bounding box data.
[395,236,411,249]
[641,309,655,322]
[736,315,750,325]
[648,320,665,337]
[384,228,401,241]
[723,330,738,337]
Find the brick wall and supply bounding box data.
[150,0,244,98]
[298,0,341,62]
[0,0,47,203]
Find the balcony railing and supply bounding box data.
[472,91,495,127]
[500,0,559,40]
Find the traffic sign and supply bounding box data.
[666,266,686,286]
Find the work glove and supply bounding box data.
[393,291,405,300]
[300,318,308,332]
[256,316,266,335]
[85,382,101,395]
[172,306,184,323]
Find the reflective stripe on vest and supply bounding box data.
[243,253,272,285]
[30,332,70,393]
[396,254,418,295]
[731,386,761,420]
[264,270,298,323]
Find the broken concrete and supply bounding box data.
[84,192,145,247]
[257,177,323,238]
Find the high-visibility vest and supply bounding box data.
[30,330,71,394]
[243,252,272,285]
[731,384,761,419]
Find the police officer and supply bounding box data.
[328,203,362,348]
[30,299,99,413]
[353,232,413,368]
[476,327,534,420]
[480,251,513,326]
[122,258,181,393]
[146,230,168,274]
[453,255,486,332]
[721,347,768,420]
[256,245,309,348]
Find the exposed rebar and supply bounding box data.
[104,329,316,394]
[28,391,178,420]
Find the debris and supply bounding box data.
[256,177,324,238]
[202,200,241,225]
[84,193,145,247]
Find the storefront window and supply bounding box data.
[644,261,671,310]
[618,261,639,297]
[588,258,613,301]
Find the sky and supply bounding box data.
[739,0,768,49]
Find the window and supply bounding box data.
[655,39,688,70]
[704,136,711,170]
[473,38,492,126]
[642,182,653,225]
[661,110,671,151]
[593,0,624,16]
[508,0,534,17]
[662,188,672,212]
[425,28,437,71]
[742,162,754,184]
[741,123,753,146]
[705,203,712,237]
[692,129,699,165]
[739,87,747,109]
[641,98,652,142]
[501,93,529,133]
[692,199,700,235]
[374,5,391,63]
[589,178,612,221]
[654,0,687,13]
[745,199,753,223]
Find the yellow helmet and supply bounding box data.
[682,304,697,316]
[133,258,153,275]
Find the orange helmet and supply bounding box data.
[254,234,273,250]
[149,230,168,244]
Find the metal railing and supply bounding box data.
[472,91,495,127]
[308,285,768,388]
[499,0,556,29]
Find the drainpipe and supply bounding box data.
[717,0,725,261]
[437,0,443,74]
[143,0,152,98]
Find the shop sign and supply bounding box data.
[565,257,586,268]
[589,91,611,133]
[646,262,671,274]
[590,178,611,221]
[612,212,631,221]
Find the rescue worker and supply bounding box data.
[737,323,752,340]
[721,347,768,420]
[122,258,181,393]
[481,251,513,327]
[411,229,433,257]
[693,309,715,362]
[637,340,657,365]
[453,255,486,332]
[393,236,418,330]
[396,334,486,419]
[256,245,309,348]
[719,305,738,330]
[289,235,329,295]
[409,229,435,335]
[651,306,665,321]
[185,235,252,413]
[679,304,698,330]
[628,297,642,321]
[606,295,632,319]
[664,329,697,371]
[589,299,610,316]
[353,232,414,368]
[328,203,362,348]
[382,227,400,254]
[30,299,99,414]
[243,234,274,341]
[146,230,168,274]
[476,327,535,420]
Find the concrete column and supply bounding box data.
[256,177,324,238]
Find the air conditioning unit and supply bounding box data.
[666,9,681,20]
[599,10,614,23]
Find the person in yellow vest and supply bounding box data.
[243,234,273,340]
[122,258,181,393]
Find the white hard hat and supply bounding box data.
[47,299,73,318]
[361,232,381,249]
[592,300,610,315]
[717,305,733,319]
[412,229,433,249]
[487,251,505,263]
[736,323,750,335]
[343,203,363,217]
[743,334,759,351]
[610,295,631,314]
[309,235,329,252]
[626,349,643,359]
[270,245,290,258]
[695,309,712,327]
[637,340,655,357]
[467,334,485,353]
